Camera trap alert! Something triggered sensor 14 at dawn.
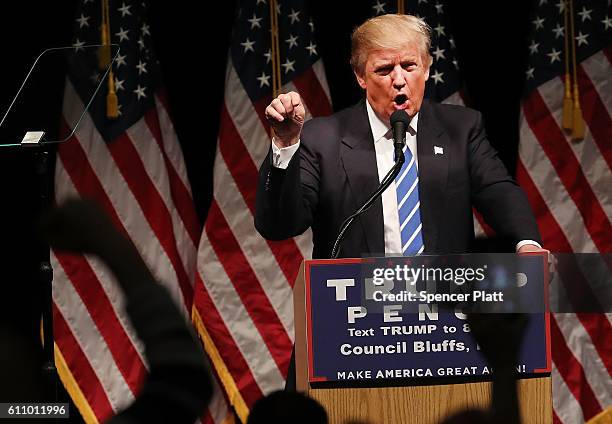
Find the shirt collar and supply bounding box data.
[366,99,419,143]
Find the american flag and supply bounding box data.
[191,0,331,421]
[517,0,612,422]
[52,1,230,422]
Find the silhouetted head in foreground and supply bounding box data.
[247,390,328,424]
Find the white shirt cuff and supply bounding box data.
[515,240,542,251]
[271,138,300,169]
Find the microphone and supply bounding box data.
[330,110,410,259]
[390,109,411,163]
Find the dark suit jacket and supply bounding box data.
[255,99,541,258]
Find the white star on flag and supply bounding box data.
[115,52,127,67]
[257,72,270,87]
[136,60,147,74]
[115,27,130,42]
[533,16,545,29]
[575,31,589,46]
[289,9,300,24]
[133,84,146,99]
[372,0,385,15]
[248,14,262,29]
[282,58,295,73]
[118,2,132,17]
[76,14,90,28]
[241,38,255,53]
[431,69,444,84]
[578,7,592,21]
[547,48,561,63]
[72,38,85,51]
[285,34,298,49]
[306,41,317,56]
[141,23,150,36]
[433,46,446,60]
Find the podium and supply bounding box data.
[293,255,552,423]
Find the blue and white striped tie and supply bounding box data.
[396,146,424,255]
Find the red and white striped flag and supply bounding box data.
[517,0,612,422]
[191,0,331,421]
[52,1,231,422]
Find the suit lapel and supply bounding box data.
[339,101,385,254]
[417,100,449,253]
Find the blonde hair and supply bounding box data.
[350,14,433,75]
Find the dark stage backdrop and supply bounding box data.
[0,0,534,417]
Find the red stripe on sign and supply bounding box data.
[576,64,612,170]
[54,252,147,395]
[107,132,193,309]
[293,67,333,117]
[522,92,612,252]
[145,105,201,245]
[218,105,304,284]
[193,273,264,406]
[550,316,602,421]
[552,409,562,424]
[204,200,293,373]
[53,303,115,421]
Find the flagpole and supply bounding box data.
[568,0,585,140]
[269,0,281,97]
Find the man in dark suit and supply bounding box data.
[257,14,546,390]
[256,13,542,258]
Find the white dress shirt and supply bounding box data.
[271,100,540,253]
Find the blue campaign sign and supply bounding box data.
[304,254,551,383]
